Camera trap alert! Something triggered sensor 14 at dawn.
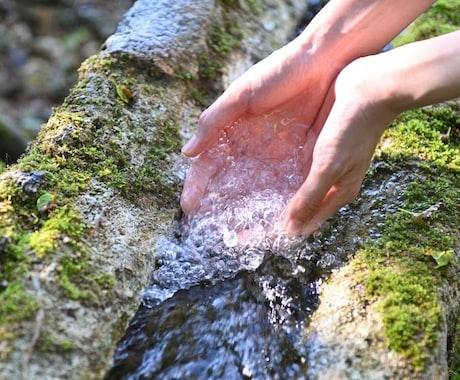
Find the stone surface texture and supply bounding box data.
[0,1,309,379]
[1,1,459,380]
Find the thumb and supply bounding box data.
[283,164,336,236]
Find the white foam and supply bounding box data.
[183,110,312,256]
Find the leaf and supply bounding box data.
[115,83,133,104]
[426,249,454,268]
[36,192,54,212]
[399,202,445,224]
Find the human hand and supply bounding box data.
[284,27,460,235]
[181,41,334,159]
[180,97,317,216]
[181,53,400,239]
[283,57,399,235]
[181,39,340,214]
[180,0,448,237]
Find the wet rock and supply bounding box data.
[2,1,458,379]
[104,0,214,74]
[0,1,310,379]
[11,171,46,194]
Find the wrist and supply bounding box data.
[334,55,401,135]
[294,0,436,77]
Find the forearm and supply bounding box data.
[295,0,435,72]
[368,30,460,114]
[182,0,436,157]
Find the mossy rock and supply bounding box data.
[303,4,460,377]
[0,0,309,378]
[393,0,460,46]
[302,101,460,379]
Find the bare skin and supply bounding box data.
[182,0,435,157]
[284,29,460,235]
[181,0,460,236]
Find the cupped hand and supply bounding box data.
[180,95,316,215]
[283,56,399,235]
[181,38,338,158]
[181,40,340,214]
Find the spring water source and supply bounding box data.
[106,109,344,379]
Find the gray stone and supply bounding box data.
[0,1,310,379]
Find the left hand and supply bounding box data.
[283,57,398,235]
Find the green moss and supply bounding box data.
[127,119,182,202]
[188,4,245,106]
[0,281,39,359]
[193,22,242,105]
[0,51,183,354]
[0,281,38,322]
[218,0,262,15]
[355,242,444,370]
[37,333,75,354]
[377,106,460,172]
[450,315,460,379]
[393,0,460,46]
[353,103,460,371]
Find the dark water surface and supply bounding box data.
[106,253,320,380]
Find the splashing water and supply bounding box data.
[181,109,315,249]
[144,110,317,306]
[108,108,328,380]
[107,254,320,380]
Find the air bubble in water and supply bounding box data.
[222,226,238,248]
[183,109,312,258]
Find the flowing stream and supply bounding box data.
[104,163,399,379]
[106,251,320,380]
[104,75,355,379]
[104,191,353,380]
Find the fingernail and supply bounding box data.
[182,136,198,156]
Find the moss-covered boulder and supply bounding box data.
[302,104,460,379]
[0,1,309,378]
[302,2,460,378]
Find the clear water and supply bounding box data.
[105,109,328,379]
[106,253,320,380]
[105,160,403,379]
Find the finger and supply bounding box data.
[180,164,207,214]
[182,84,248,157]
[298,179,360,236]
[283,162,337,235]
[282,79,338,233]
[180,155,217,214]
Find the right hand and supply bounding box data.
[284,56,398,235]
